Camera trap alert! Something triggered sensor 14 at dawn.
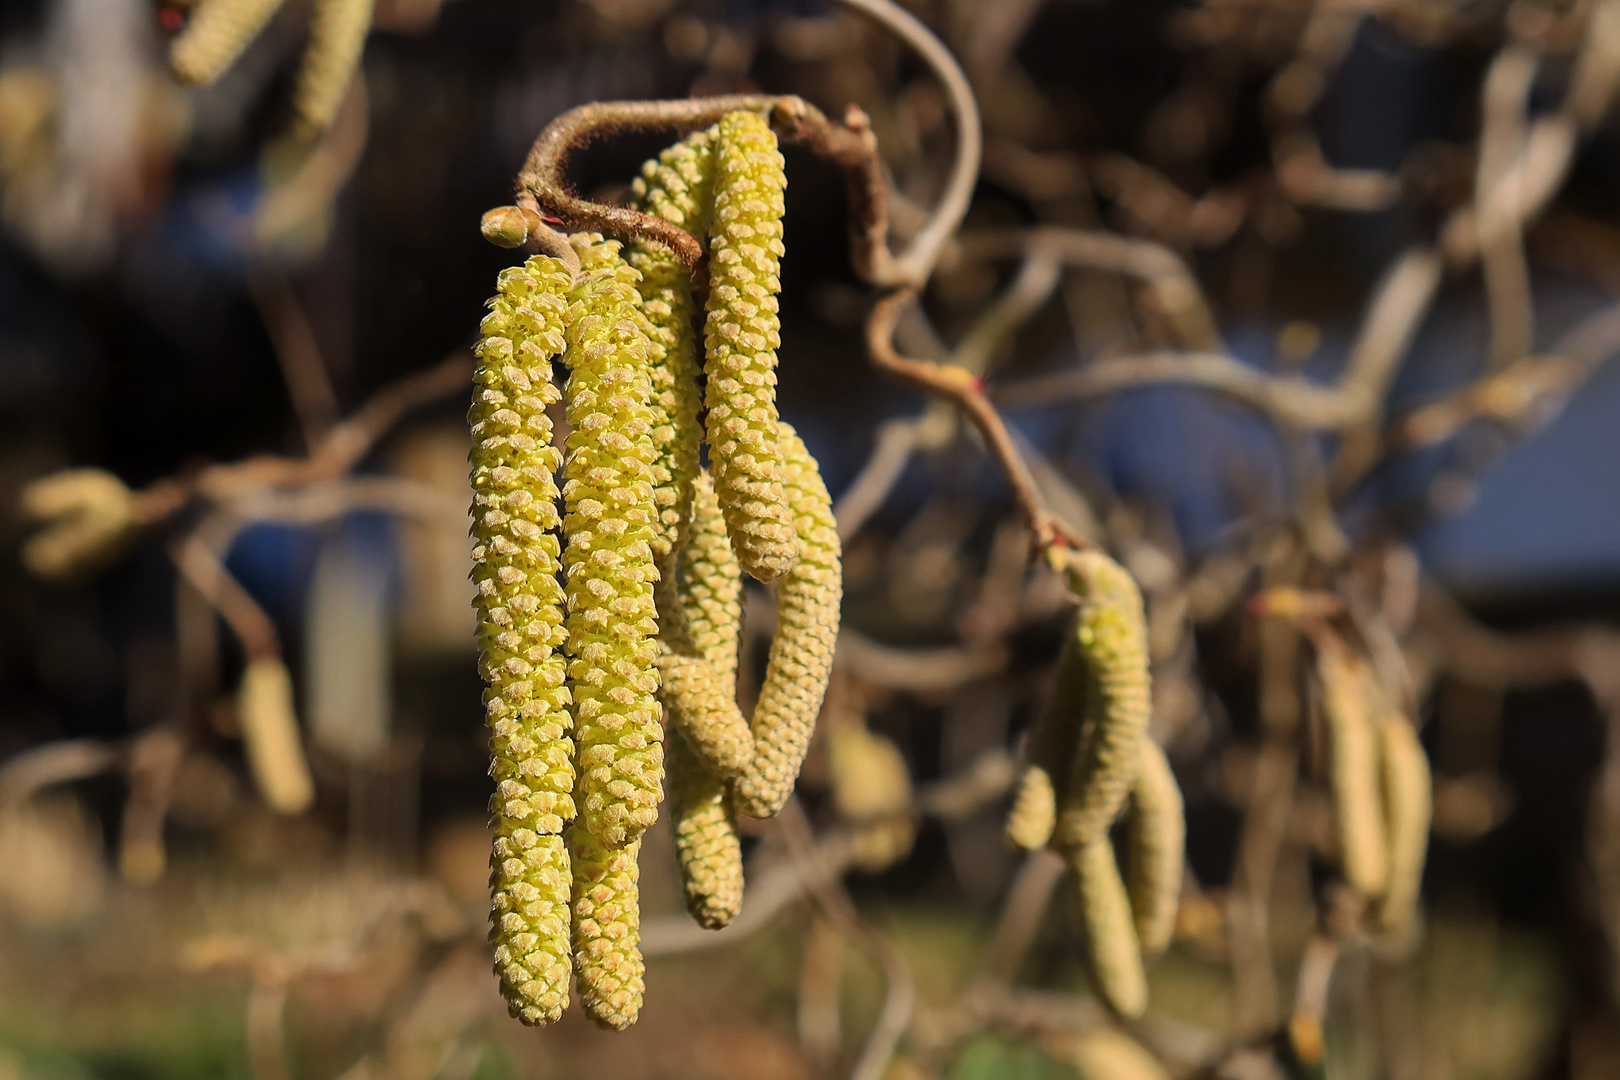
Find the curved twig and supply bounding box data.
[835,0,982,287]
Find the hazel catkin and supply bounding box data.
[668,729,745,929]
[1069,837,1148,1019]
[703,109,798,583]
[828,724,916,873]
[561,235,664,850]
[1316,645,1390,897]
[1005,764,1057,852]
[471,253,576,1025]
[629,126,715,557]
[1373,717,1432,935]
[1051,549,1150,851]
[19,468,138,581]
[732,422,842,820]
[236,657,316,816]
[291,0,375,134]
[170,0,288,85]
[1125,735,1184,960]
[663,472,748,928]
[567,824,645,1029]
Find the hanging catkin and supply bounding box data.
[1051,549,1150,850]
[291,0,375,134]
[1125,735,1184,960]
[567,824,645,1029]
[19,469,138,581]
[1005,764,1057,852]
[562,235,663,850]
[471,253,576,1025]
[1316,645,1390,897]
[237,657,316,815]
[629,126,715,557]
[662,473,748,928]
[733,422,842,820]
[668,729,745,929]
[1070,837,1149,1019]
[703,110,799,583]
[1373,717,1432,935]
[828,724,916,873]
[655,475,751,776]
[170,0,288,85]
[678,471,744,676]
[1006,623,1093,851]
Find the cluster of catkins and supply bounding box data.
[1005,547,1186,1019]
[169,0,375,133]
[469,110,841,1030]
[1307,627,1432,936]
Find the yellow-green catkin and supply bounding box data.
[828,724,915,873]
[1006,764,1057,851]
[654,473,749,774]
[704,110,798,583]
[471,254,575,1025]
[1052,549,1150,850]
[667,729,744,929]
[1070,837,1149,1019]
[1317,647,1390,897]
[561,235,664,850]
[292,0,375,134]
[1373,718,1432,935]
[679,472,744,676]
[19,468,137,580]
[1126,735,1184,960]
[1007,631,1094,851]
[664,472,748,928]
[1067,1029,1172,1080]
[629,127,715,557]
[237,657,316,815]
[733,422,842,820]
[567,824,645,1030]
[170,0,288,85]
[657,652,752,776]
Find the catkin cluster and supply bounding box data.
[1310,635,1432,934]
[1004,547,1183,1019]
[470,109,842,1030]
[169,0,375,133]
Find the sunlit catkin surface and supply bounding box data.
[703,110,798,583]
[561,235,664,850]
[733,422,842,820]
[470,254,575,1025]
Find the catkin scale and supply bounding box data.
[562,235,664,850]
[629,127,715,557]
[1067,1030,1172,1080]
[471,254,576,1025]
[1317,648,1390,897]
[237,658,316,815]
[668,730,744,929]
[1052,550,1150,850]
[703,110,799,583]
[567,825,645,1029]
[170,0,289,85]
[1373,718,1432,935]
[733,422,843,820]
[292,0,375,134]
[1069,837,1149,1019]
[1125,736,1184,960]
